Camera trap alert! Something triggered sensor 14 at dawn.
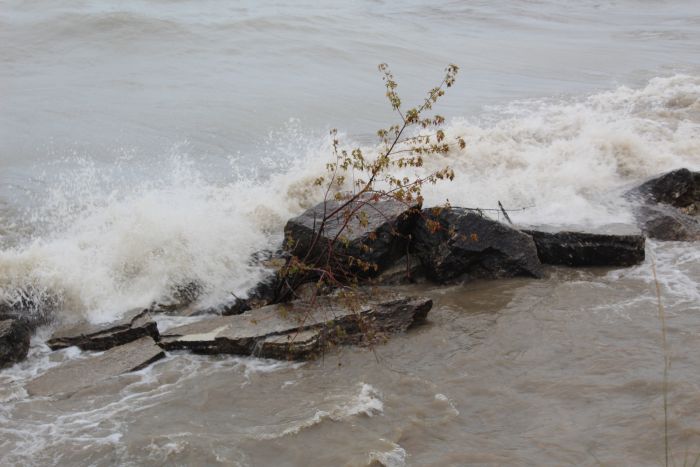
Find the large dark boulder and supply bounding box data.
[159,295,432,360]
[47,308,159,351]
[284,197,420,277]
[0,319,31,369]
[524,226,645,267]
[412,207,544,283]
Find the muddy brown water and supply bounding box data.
[2,0,700,464]
[1,241,699,466]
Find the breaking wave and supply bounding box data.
[1,74,699,323]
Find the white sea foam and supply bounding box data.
[0,75,699,325]
[369,441,408,467]
[346,382,385,416]
[0,143,330,323]
[419,74,700,226]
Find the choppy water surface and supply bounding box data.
[1,0,700,465]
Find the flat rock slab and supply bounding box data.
[0,319,31,369]
[47,308,159,351]
[523,226,645,267]
[160,295,432,360]
[26,336,165,397]
[413,207,544,283]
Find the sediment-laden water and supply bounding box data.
[1,0,700,465]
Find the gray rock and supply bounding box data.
[47,309,159,351]
[284,197,420,277]
[159,295,432,360]
[0,319,31,369]
[523,225,645,267]
[26,336,165,397]
[412,207,544,283]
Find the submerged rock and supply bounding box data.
[284,197,420,276]
[26,336,165,397]
[628,168,700,241]
[160,295,432,360]
[630,168,699,211]
[412,207,543,283]
[150,281,203,315]
[0,293,56,334]
[216,249,310,316]
[0,319,31,369]
[47,309,159,351]
[221,268,291,315]
[524,226,645,267]
[636,205,700,241]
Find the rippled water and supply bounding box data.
[1,0,700,465]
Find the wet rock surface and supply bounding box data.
[284,197,419,276]
[370,254,426,285]
[524,226,645,267]
[412,207,544,283]
[160,295,432,360]
[26,336,165,397]
[47,309,159,351]
[0,319,31,369]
